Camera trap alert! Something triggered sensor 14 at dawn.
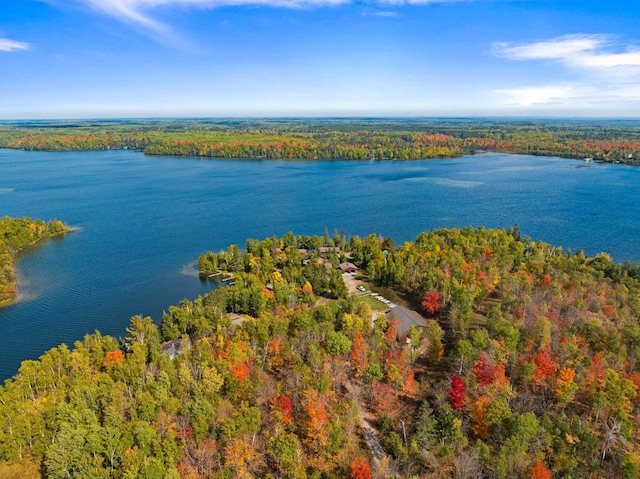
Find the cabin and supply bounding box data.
[339,262,358,273]
[161,337,191,360]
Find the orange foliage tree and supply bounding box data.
[350,456,372,479]
[350,331,368,377]
[555,367,577,407]
[304,395,329,452]
[471,396,491,438]
[529,460,552,479]
[102,350,125,368]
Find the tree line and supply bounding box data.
[2,119,640,164]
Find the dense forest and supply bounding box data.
[0,216,67,305]
[1,119,640,164]
[2,228,640,479]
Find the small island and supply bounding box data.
[1,228,640,479]
[0,216,69,306]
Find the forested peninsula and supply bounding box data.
[2,228,640,479]
[2,119,640,164]
[0,216,68,306]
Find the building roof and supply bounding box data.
[388,305,427,337]
[161,337,191,359]
[339,262,358,272]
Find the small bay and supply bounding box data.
[1,149,639,380]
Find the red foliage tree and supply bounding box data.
[350,456,372,479]
[533,350,555,385]
[529,460,552,479]
[448,375,467,410]
[273,395,293,425]
[472,351,496,386]
[422,289,442,315]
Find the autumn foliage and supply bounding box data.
[102,350,124,367]
[529,460,552,479]
[233,363,250,381]
[3,229,640,479]
[350,456,372,479]
[471,351,496,386]
[421,289,441,314]
[448,375,467,410]
[272,395,293,425]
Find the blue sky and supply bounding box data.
[1,0,639,118]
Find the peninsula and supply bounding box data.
[0,216,69,306]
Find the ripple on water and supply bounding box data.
[404,177,483,188]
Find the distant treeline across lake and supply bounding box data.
[2,118,640,164]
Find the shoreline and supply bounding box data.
[0,225,75,308]
[1,144,633,166]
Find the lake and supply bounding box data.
[1,149,639,380]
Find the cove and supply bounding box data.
[1,149,639,380]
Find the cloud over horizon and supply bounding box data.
[494,35,640,107]
[0,38,31,52]
[493,34,640,70]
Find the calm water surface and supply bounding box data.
[1,149,639,379]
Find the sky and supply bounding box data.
[1,0,639,118]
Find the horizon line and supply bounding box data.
[2,115,640,123]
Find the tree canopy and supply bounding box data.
[2,228,640,478]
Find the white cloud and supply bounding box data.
[496,85,574,106]
[64,0,351,37]
[69,0,461,32]
[494,34,640,109]
[0,38,31,52]
[493,34,640,70]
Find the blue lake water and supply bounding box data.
[1,149,639,380]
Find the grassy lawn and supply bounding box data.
[357,293,388,311]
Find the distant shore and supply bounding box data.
[1,118,639,165]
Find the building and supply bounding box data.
[339,262,358,273]
[161,337,191,360]
[387,305,427,337]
